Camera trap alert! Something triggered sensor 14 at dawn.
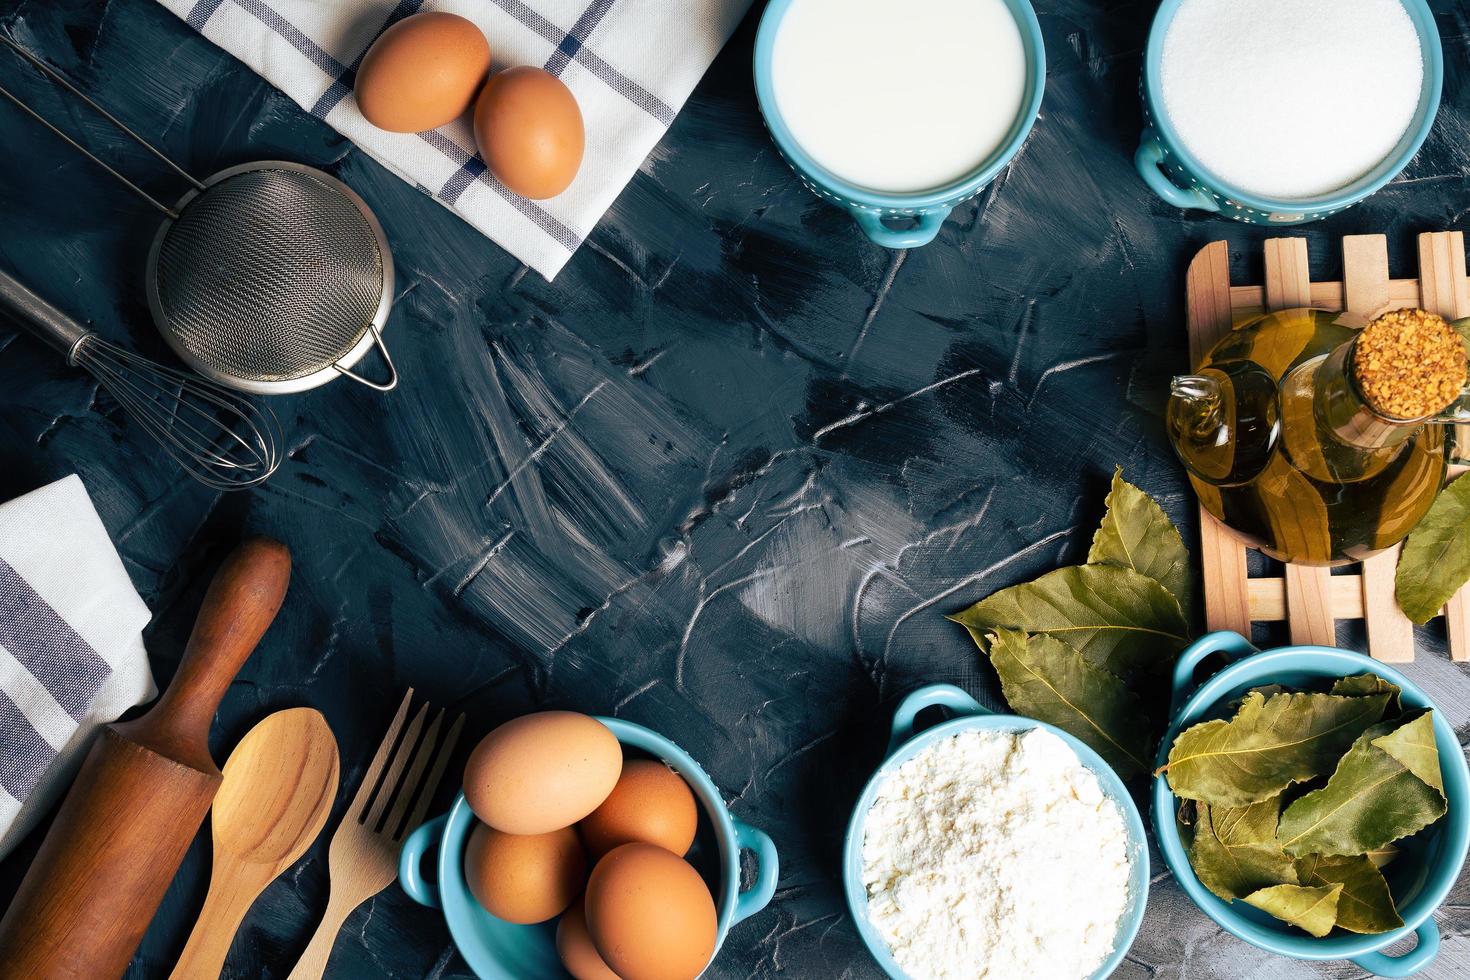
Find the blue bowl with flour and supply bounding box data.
[1135,0,1442,224]
[1152,632,1470,977]
[753,0,1045,249]
[842,684,1149,979]
[399,717,779,979]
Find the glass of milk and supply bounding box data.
[754,0,1046,249]
[1135,0,1442,224]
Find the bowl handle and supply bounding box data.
[1349,919,1440,977]
[1169,631,1257,716]
[399,813,448,909]
[850,206,949,249]
[1135,129,1219,212]
[887,683,989,757]
[730,820,780,925]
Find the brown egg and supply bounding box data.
[464,711,621,834]
[355,12,490,133]
[585,843,717,980]
[463,822,584,924]
[474,66,584,199]
[556,898,622,980]
[579,759,698,858]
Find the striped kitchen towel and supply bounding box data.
[156,0,753,280]
[0,475,154,858]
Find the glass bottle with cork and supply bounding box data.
[1167,308,1470,566]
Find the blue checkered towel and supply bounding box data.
[0,475,154,858]
[157,0,752,279]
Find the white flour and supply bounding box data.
[1161,0,1423,200]
[861,728,1132,980]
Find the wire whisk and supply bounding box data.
[0,267,281,490]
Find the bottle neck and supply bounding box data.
[1315,338,1422,451]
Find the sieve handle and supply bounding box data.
[332,320,398,392]
[0,266,91,362]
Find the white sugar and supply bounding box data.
[1161,0,1423,200]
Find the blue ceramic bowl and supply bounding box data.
[1135,0,1442,224]
[399,717,779,979]
[842,684,1150,979]
[753,0,1046,249]
[1153,632,1470,978]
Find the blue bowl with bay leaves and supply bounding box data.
[1152,632,1470,978]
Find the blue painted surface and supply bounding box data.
[0,0,1468,977]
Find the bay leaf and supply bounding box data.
[1373,710,1443,793]
[1213,794,1283,845]
[1366,844,1399,869]
[1186,803,1298,901]
[1244,883,1342,938]
[1088,467,1195,622]
[950,564,1189,677]
[1294,854,1403,934]
[1164,691,1391,807]
[1331,674,1402,714]
[1396,476,1470,624]
[985,629,1153,778]
[1278,713,1446,857]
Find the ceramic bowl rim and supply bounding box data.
[1141,0,1443,213]
[432,717,747,980]
[1151,645,1470,959]
[751,0,1047,209]
[840,707,1150,979]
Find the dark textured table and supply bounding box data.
[1,0,1468,977]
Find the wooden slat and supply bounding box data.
[1186,242,1252,635]
[1227,277,1432,315]
[1417,232,1470,662]
[1248,575,1364,622]
[1262,239,1338,647]
[1342,235,1417,663]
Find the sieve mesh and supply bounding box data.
[153,167,386,382]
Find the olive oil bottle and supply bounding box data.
[1167,308,1469,566]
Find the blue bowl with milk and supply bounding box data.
[1135,0,1442,224]
[842,684,1149,978]
[754,0,1045,249]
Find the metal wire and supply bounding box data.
[152,167,387,383]
[72,335,282,490]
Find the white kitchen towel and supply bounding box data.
[0,475,155,858]
[155,0,753,280]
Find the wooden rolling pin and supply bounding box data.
[0,537,291,980]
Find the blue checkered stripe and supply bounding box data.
[186,0,676,252]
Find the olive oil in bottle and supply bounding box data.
[1167,308,1468,566]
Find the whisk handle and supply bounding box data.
[0,267,90,362]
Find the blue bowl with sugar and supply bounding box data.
[842,684,1149,979]
[1135,0,1442,224]
[753,0,1045,249]
[1153,632,1470,977]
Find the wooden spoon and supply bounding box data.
[169,708,340,980]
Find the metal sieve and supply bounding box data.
[0,36,397,394]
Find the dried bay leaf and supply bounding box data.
[950,564,1189,678]
[1244,883,1342,938]
[1294,854,1403,934]
[985,629,1153,778]
[1374,710,1443,793]
[1278,713,1446,857]
[1331,674,1402,714]
[1088,467,1195,622]
[1186,803,1297,901]
[1164,691,1391,807]
[1367,844,1400,868]
[1396,476,1470,624]
[1213,795,1283,845]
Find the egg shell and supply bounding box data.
[355,12,490,133]
[556,898,622,980]
[585,843,717,980]
[464,711,621,834]
[473,66,585,199]
[579,759,698,858]
[463,821,585,924]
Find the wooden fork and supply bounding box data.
[287,689,464,980]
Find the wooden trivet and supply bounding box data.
[1186,232,1469,663]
